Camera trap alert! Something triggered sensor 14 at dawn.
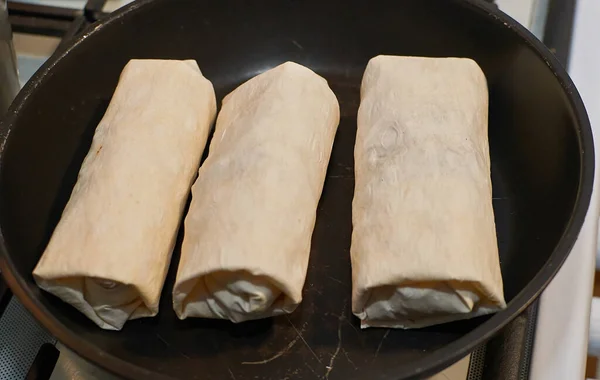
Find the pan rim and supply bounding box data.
[0,0,594,379]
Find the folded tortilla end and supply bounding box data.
[353,281,506,329]
[173,270,299,323]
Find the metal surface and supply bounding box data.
[49,343,121,380]
[542,0,578,66]
[465,303,538,380]
[26,343,59,380]
[0,277,10,316]
[529,0,600,377]
[6,0,107,38]
[0,0,594,379]
[467,346,486,380]
[7,2,81,37]
[0,298,55,380]
[0,0,19,114]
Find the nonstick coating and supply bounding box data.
[0,0,594,379]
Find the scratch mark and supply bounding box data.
[345,319,360,335]
[374,330,390,358]
[180,352,191,360]
[492,197,508,200]
[324,303,347,379]
[342,349,357,369]
[327,174,352,179]
[325,315,344,378]
[284,368,300,379]
[157,333,191,359]
[228,368,237,380]
[328,276,344,285]
[291,39,304,50]
[241,336,300,365]
[307,284,323,295]
[304,362,319,378]
[156,333,170,347]
[286,315,322,363]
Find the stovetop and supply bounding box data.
[0,0,592,379]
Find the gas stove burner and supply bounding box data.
[0,0,584,379]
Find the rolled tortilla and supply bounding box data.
[351,55,506,329]
[33,59,217,330]
[173,61,340,322]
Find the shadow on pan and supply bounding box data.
[0,0,593,379]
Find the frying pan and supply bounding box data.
[0,0,594,379]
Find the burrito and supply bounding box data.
[33,59,217,330]
[351,55,506,329]
[173,61,340,323]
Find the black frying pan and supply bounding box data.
[0,0,594,379]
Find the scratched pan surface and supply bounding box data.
[0,0,593,379]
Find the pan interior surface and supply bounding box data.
[0,0,588,379]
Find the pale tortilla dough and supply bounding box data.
[173,62,340,323]
[351,56,506,329]
[33,59,217,330]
